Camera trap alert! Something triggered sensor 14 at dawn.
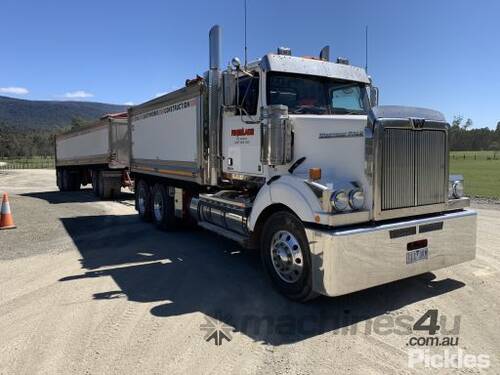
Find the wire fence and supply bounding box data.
[450,151,499,161]
[0,157,55,170]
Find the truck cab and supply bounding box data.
[221,53,374,228]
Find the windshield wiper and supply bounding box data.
[332,107,365,115]
[292,105,328,115]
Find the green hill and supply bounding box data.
[0,95,127,130]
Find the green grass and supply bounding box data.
[450,151,500,199]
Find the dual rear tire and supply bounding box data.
[91,170,122,200]
[57,169,81,191]
[136,180,177,230]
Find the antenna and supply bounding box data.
[244,0,248,67]
[365,25,368,72]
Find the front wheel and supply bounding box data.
[260,211,318,302]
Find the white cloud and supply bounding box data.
[0,87,29,95]
[155,92,167,98]
[63,90,94,99]
[124,101,134,106]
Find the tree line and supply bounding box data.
[0,116,499,158]
[449,116,500,151]
[0,118,89,158]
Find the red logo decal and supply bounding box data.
[231,128,254,137]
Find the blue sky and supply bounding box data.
[1,0,498,128]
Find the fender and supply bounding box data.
[248,175,322,231]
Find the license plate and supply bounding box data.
[406,247,428,264]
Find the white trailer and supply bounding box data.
[129,26,476,301]
[55,113,131,198]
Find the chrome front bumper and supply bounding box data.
[306,209,477,297]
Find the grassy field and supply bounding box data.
[450,151,500,199]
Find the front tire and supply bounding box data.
[260,211,318,302]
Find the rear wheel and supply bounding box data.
[70,171,81,191]
[152,183,176,230]
[136,180,152,221]
[98,172,117,199]
[92,170,99,196]
[61,169,71,191]
[260,211,318,302]
[56,169,64,191]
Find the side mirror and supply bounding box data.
[222,70,237,107]
[370,86,379,107]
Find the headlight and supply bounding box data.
[349,189,365,210]
[331,190,349,211]
[452,180,464,198]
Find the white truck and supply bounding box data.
[55,112,131,199]
[129,26,476,301]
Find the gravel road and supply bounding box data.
[0,169,498,374]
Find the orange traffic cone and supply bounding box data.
[0,193,16,230]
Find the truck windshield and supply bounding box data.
[267,72,369,115]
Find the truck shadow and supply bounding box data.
[58,214,465,346]
[22,189,135,205]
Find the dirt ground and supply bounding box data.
[0,169,498,375]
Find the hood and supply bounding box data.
[290,114,369,187]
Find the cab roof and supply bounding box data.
[260,54,370,84]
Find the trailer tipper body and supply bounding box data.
[55,112,131,199]
[129,26,476,301]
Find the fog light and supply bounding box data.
[349,189,365,210]
[452,180,464,198]
[331,190,348,211]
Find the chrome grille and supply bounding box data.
[382,129,446,210]
[416,131,447,205]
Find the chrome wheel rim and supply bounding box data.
[270,230,304,283]
[153,190,163,222]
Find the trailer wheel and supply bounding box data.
[61,169,71,191]
[136,180,152,221]
[92,171,99,196]
[260,211,318,302]
[98,172,112,199]
[152,183,176,230]
[70,171,81,191]
[56,169,64,191]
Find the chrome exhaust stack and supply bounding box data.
[208,25,222,186]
